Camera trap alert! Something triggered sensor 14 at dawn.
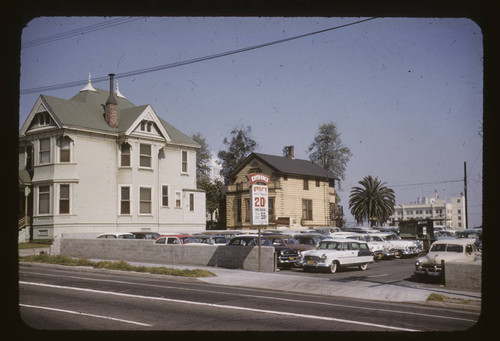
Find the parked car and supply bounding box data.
[265,234,316,254]
[226,235,299,269]
[414,238,480,278]
[370,232,422,258]
[337,233,395,260]
[131,232,160,240]
[359,234,397,260]
[193,234,227,245]
[299,238,374,273]
[97,232,135,239]
[293,233,328,249]
[154,234,201,245]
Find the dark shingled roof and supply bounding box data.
[235,153,338,180]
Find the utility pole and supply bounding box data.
[464,162,468,229]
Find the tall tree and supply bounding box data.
[217,124,257,184]
[349,176,395,226]
[307,122,352,188]
[190,132,211,186]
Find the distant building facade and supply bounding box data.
[18,74,206,239]
[389,192,466,229]
[225,147,340,229]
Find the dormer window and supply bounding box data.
[38,112,52,126]
[140,120,153,132]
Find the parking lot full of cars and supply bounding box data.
[95,225,482,278]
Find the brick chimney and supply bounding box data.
[105,73,119,127]
[285,145,295,159]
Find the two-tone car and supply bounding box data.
[298,238,374,273]
[414,238,480,278]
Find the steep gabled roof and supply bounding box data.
[230,152,338,180]
[20,87,199,148]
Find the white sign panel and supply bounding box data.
[250,184,268,225]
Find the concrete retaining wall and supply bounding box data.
[59,239,276,273]
[445,262,482,292]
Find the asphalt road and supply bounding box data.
[280,256,444,288]
[19,264,479,332]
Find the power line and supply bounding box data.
[20,17,377,95]
[388,179,463,188]
[22,17,141,48]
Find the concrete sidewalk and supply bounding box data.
[121,260,481,310]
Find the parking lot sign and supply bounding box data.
[247,173,270,226]
[250,184,268,225]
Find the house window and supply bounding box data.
[237,199,242,222]
[38,185,50,214]
[121,143,131,167]
[139,187,152,214]
[120,186,131,215]
[302,199,313,220]
[25,145,33,171]
[39,138,50,164]
[190,193,195,211]
[303,179,309,190]
[37,112,52,126]
[245,198,250,222]
[59,184,70,214]
[140,120,153,132]
[175,192,181,208]
[162,185,169,207]
[316,179,320,187]
[269,197,275,221]
[182,150,188,173]
[59,136,71,163]
[140,144,152,168]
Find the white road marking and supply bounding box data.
[20,270,479,321]
[368,274,389,278]
[20,281,419,332]
[19,303,153,327]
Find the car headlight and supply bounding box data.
[320,254,327,263]
[415,260,422,270]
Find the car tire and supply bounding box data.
[359,263,368,271]
[394,250,403,259]
[328,261,338,273]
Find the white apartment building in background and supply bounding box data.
[390,191,466,229]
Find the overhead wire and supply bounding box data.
[22,17,141,48]
[20,17,377,95]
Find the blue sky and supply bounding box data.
[19,16,483,227]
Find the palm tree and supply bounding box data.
[349,176,395,226]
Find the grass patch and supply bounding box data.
[427,293,447,302]
[20,254,216,278]
[18,240,53,249]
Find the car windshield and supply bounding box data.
[181,237,198,244]
[118,234,135,239]
[430,243,463,253]
[317,241,348,250]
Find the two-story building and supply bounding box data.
[18,74,206,240]
[225,147,340,229]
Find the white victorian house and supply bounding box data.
[18,74,206,239]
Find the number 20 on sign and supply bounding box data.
[250,184,268,225]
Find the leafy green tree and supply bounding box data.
[349,176,395,226]
[190,132,212,186]
[217,124,257,184]
[307,122,352,188]
[198,178,226,229]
